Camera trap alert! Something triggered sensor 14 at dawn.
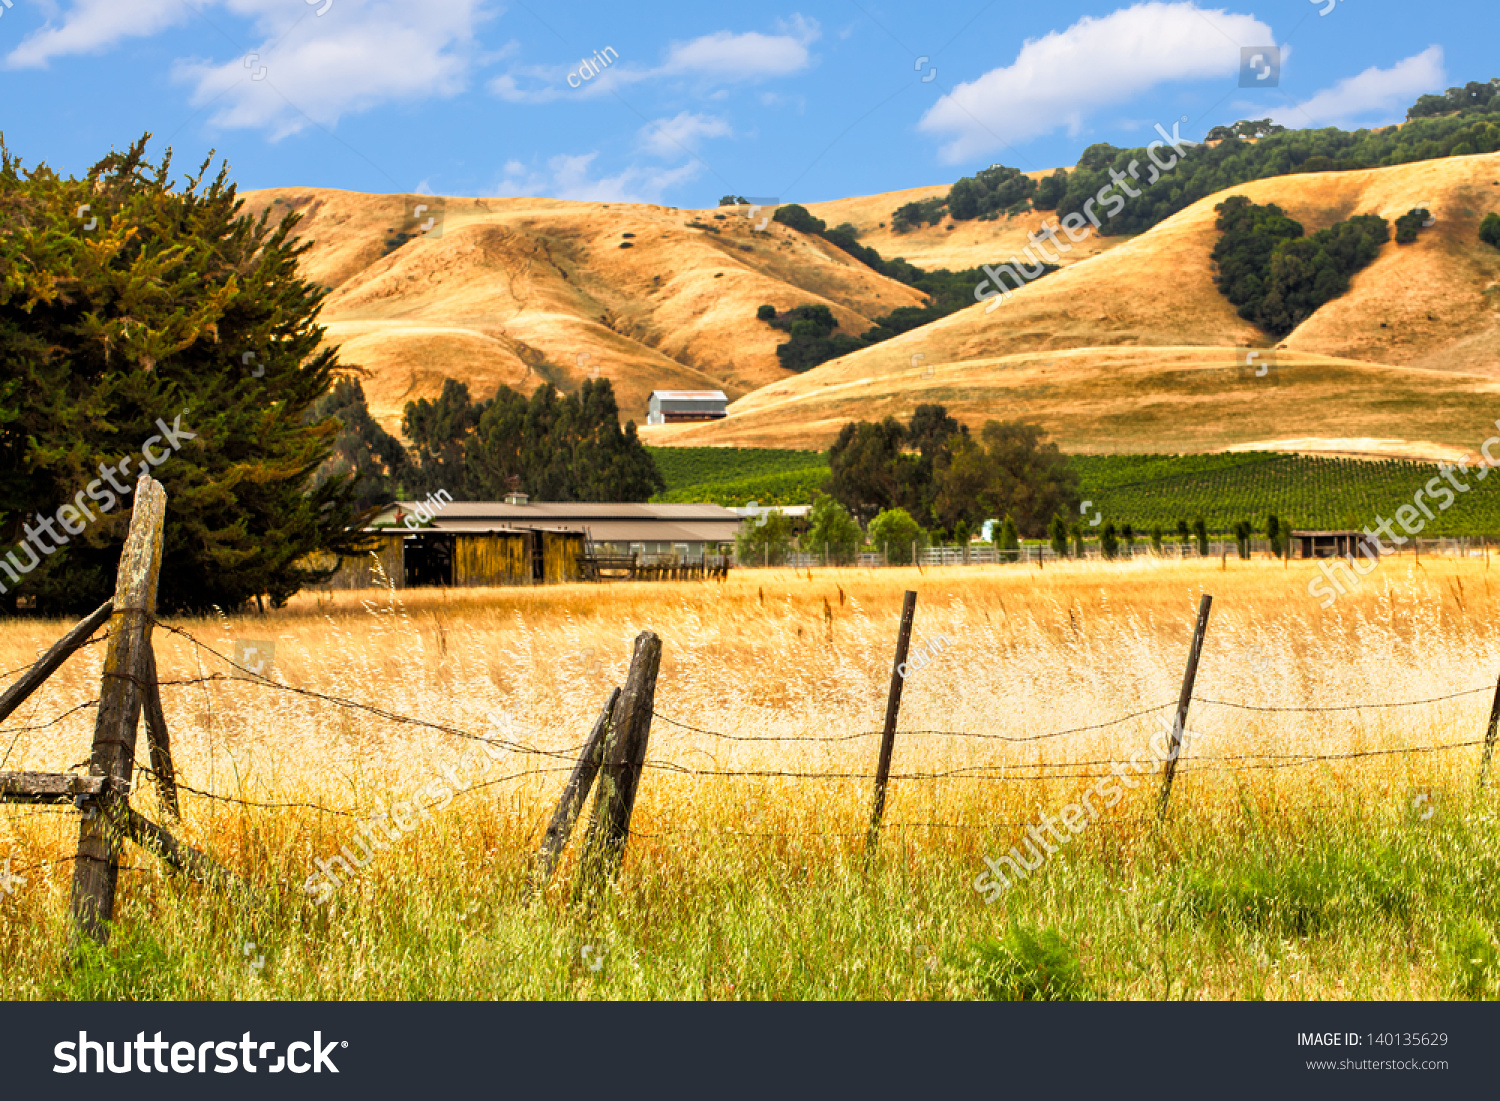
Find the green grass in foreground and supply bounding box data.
[651,446,1500,536]
[5,787,1500,1000]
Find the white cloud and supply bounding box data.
[6,0,187,68]
[660,23,817,81]
[640,112,732,158]
[8,0,487,137]
[490,20,818,102]
[495,152,701,204]
[1269,47,1445,129]
[919,2,1277,163]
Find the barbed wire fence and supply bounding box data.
[3,480,1500,938]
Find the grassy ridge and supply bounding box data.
[651,447,1500,535]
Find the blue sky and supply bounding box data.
[0,0,1491,206]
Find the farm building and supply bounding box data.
[1291,530,1382,559]
[315,495,742,589]
[646,390,728,425]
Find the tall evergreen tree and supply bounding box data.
[0,135,366,614]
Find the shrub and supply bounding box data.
[971,925,1089,1001]
[1100,520,1120,560]
[868,507,926,565]
[1193,516,1209,556]
[1048,514,1069,558]
[1394,208,1431,244]
[1481,212,1500,249]
[804,493,862,565]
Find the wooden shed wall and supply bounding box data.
[310,537,405,590]
[454,533,530,586]
[542,532,583,583]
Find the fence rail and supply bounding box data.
[740,536,1495,569]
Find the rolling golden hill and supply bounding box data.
[237,189,929,434]
[801,171,1127,272]
[643,154,1500,453]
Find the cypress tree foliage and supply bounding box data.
[0,135,366,615]
[308,377,409,511]
[1049,514,1069,557]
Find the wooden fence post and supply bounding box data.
[1478,670,1500,790]
[577,633,662,898]
[70,475,167,943]
[531,687,620,895]
[866,590,917,858]
[140,645,180,819]
[1157,594,1212,822]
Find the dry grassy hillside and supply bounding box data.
[646,154,1500,451]
[238,189,928,434]
[802,172,1126,272]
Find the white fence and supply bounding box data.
[734,536,1495,569]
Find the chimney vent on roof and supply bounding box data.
[505,492,530,506]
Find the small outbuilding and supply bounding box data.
[1291,530,1381,560]
[646,390,728,425]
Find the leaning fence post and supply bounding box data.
[577,633,662,899]
[531,687,620,895]
[70,474,168,944]
[1157,594,1212,822]
[1478,670,1500,790]
[866,590,917,858]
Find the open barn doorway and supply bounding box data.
[403,533,455,587]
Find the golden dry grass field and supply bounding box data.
[2,557,1499,999]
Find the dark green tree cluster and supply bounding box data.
[765,204,1050,367]
[1205,119,1287,142]
[1481,213,1500,249]
[932,421,1081,535]
[403,378,663,502]
[0,135,368,615]
[825,405,967,524]
[756,304,868,373]
[308,378,410,511]
[946,164,1036,220]
[719,194,750,205]
[891,197,947,232]
[926,78,1500,240]
[1407,79,1500,119]
[1211,195,1389,338]
[825,406,1078,539]
[1394,208,1432,245]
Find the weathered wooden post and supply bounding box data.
[866,590,917,859]
[70,475,167,943]
[140,645,180,819]
[531,688,619,895]
[1477,670,1500,790]
[577,633,661,898]
[1157,593,1212,822]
